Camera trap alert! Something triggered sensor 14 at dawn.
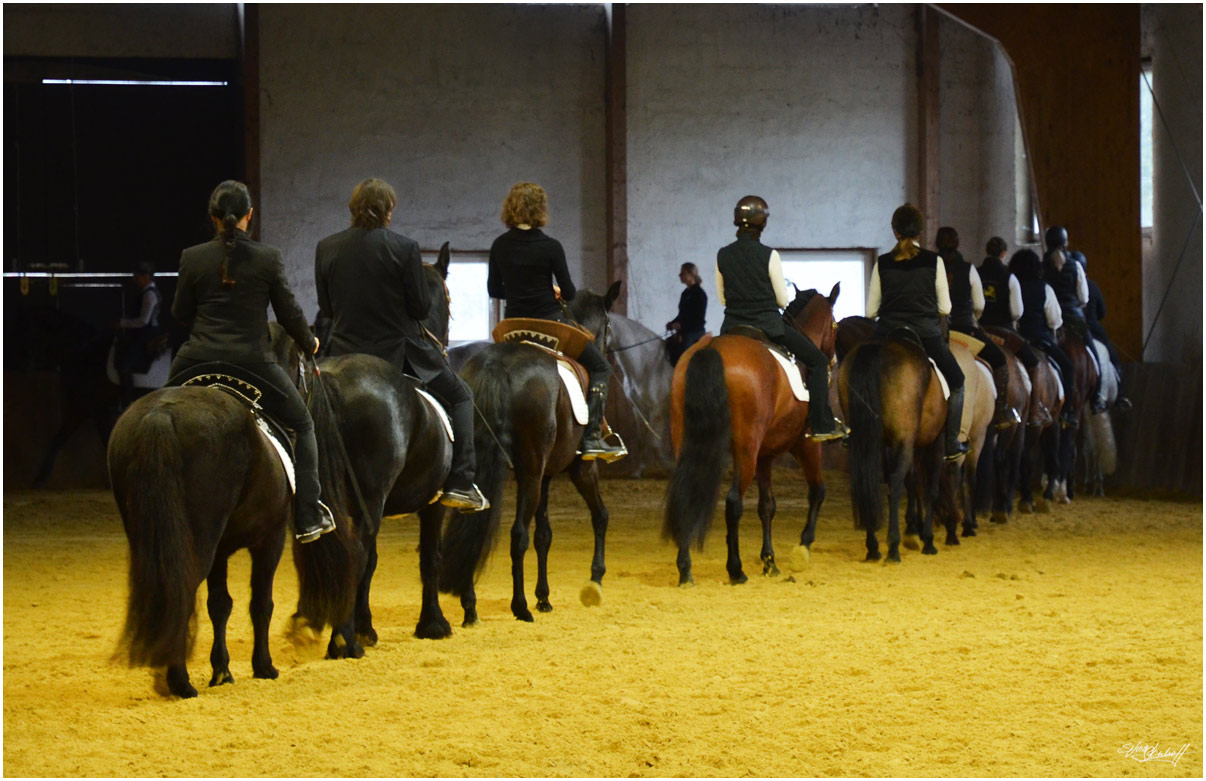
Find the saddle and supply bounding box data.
[491,320,608,433]
[170,362,297,491]
[722,325,809,402]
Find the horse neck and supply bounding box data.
[792,304,836,359]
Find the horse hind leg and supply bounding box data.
[206,556,236,688]
[755,458,779,577]
[509,475,540,622]
[415,503,453,639]
[725,472,751,584]
[533,476,554,614]
[568,459,608,606]
[248,533,283,680]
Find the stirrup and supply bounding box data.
[1114,396,1132,412]
[579,431,628,463]
[993,407,1022,430]
[440,484,490,513]
[295,501,336,544]
[809,419,850,442]
[943,442,970,463]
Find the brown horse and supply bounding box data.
[1049,331,1099,504]
[663,284,839,586]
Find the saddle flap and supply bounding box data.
[492,318,594,361]
[948,330,986,356]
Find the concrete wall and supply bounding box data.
[625,4,920,331]
[1141,3,1202,365]
[3,3,238,59]
[257,3,607,317]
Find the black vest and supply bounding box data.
[944,250,976,332]
[1016,276,1051,340]
[977,257,1013,328]
[717,234,783,337]
[875,248,941,338]
[1044,253,1083,318]
[124,282,161,331]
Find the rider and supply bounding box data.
[1010,247,1078,427]
[170,180,335,543]
[866,204,967,461]
[977,236,1050,425]
[714,195,846,442]
[1043,225,1106,413]
[935,226,1020,429]
[315,177,489,512]
[1069,245,1132,411]
[665,262,707,366]
[113,260,163,409]
[486,181,626,461]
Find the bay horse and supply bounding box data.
[1043,330,1098,506]
[663,284,839,586]
[439,282,622,623]
[283,244,463,657]
[109,351,327,698]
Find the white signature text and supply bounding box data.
[1118,742,1191,768]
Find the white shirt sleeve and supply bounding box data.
[715,265,726,306]
[970,266,985,319]
[866,262,882,319]
[1008,274,1023,322]
[935,256,952,316]
[1075,261,1089,306]
[120,288,159,329]
[767,250,790,308]
[1044,284,1063,330]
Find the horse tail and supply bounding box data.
[439,359,509,596]
[847,343,885,533]
[662,346,731,550]
[294,375,363,631]
[1087,406,1118,475]
[117,409,198,669]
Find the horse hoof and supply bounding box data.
[990,512,1008,524]
[513,609,535,623]
[208,670,235,687]
[1059,496,1071,505]
[580,581,603,607]
[1035,499,1051,514]
[962,528,976,538]
[864,552,882,563]
[677,577,695,589]
[1018,503,1033,515]
[357,629,378,647]
[885,553,902,564]
[902,535,920,552]
[162,670,197,700]
[922,544,938,555]
[788,545,811,572]
[414,619,453,640]
[762,561,781,577]
[945,534,960,546]
[461,614,480,629]
[729,572,748,585]
[536,601,554,613]
[252,665,278,680]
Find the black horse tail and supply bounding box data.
[118,409,198,669]
[293,374,363,631]
[439,361,509,597]
[847,343,885,533]
[662,346,731,550]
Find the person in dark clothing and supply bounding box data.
[935,227,1019,429]
[665,262,707,366]
[170,180,335,543]
[114,260,163,409]
[1082,272,1132,410]
[715,195,846,441]
[866,204,967,460]
[977,236,1048,424]
[487,181,625,461]
[1010,248,1079,427]
[316,178,488,512]
[1043,225,1105,412]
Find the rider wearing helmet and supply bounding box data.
[866,204,968,461]
[714,195,846,441]
[1043,225,1106,414]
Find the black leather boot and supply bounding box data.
[944,386,970,462]
[295,500,336,544]
[580,384,627,462]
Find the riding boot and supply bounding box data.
[292,426,336,543]
[439,395,489,512]
[991,366,1021,429]
[943,385,970,462]
[803,366,849,441]
[1026,367,1052,427]
[580,383,627,462]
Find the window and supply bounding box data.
[776,249,872,321]
[422,250,493,345]
[1140,59,1154,229]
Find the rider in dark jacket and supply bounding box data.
[170,180,335,543]
[666,262,707,366]
[1011,248,1079,427]
[1043,226,1106,412]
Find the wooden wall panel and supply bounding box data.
[938,4,1143,360]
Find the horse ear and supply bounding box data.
[828,281,840,305]
[604,280,623,311]
[435,241,451,280]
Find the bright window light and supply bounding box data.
[1140,62,1154,228]
[779,250,868,321]
[42,79,228,87]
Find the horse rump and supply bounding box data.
[663,346,731,550]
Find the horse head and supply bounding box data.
[568,280,622,353]
[422,241,453,348]
[784,281,840,359]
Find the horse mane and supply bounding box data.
[783,288,820,320]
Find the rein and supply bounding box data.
[606,332,672,354]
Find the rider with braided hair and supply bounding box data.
[170,180,335,543]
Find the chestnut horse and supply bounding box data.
[1049,331,1099,504]
[663,284,839,586]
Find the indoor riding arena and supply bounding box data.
[4,4,1202,778]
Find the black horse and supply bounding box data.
[283,244,463,656]
[440,282,621,623]
[109,348,324,698]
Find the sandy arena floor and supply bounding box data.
[3,472,1201,777]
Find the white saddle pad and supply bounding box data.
[1046,356,1065,403]
[105,340,172,389]
[415,388,454,442]
[767,348,808,402]
[556,360,589,425]
[928,358,951,400]
[255,415,295,495]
